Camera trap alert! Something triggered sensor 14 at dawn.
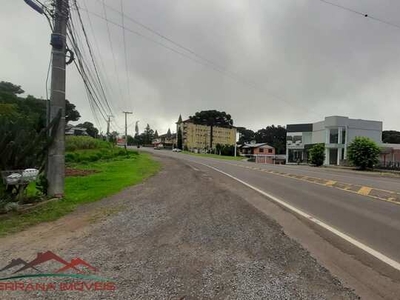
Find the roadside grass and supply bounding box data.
[0,152,160,237]
[66,135,111,151]
[182,151,245,161]
[65,147,135,164]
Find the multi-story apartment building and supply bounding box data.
[176,115,237,151]
[286,116,383,165]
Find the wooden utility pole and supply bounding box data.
[123,111,133,149]
[46,0,69,198]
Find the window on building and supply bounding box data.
[286,136,293,141]
[342,129,346,144]
[259,148,264,153]
[268,149,272,153]
[330,128,338,144]
[293,136,302,143]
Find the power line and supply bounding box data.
[78,4,315,115]
[316,0,400,30]
[81,0,117,114]
[120,0,132,105]
[94,0,249,83]
[101,0,124,107]
[95,0,305,112]
[72,0,114,115]
[67,14,110,123]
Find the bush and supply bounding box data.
[347,137,381,170]
[309,144,325,167]
[66,136,111,152]
[65,148,138,164]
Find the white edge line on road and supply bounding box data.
[197,162,400,272]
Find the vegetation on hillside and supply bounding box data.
[66,136,111,151]
[382,130,400,144]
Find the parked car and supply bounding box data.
[172,148,182,152]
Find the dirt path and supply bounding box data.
[0,157,357,299]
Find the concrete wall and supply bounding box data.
[347,119,382,144]
[311,117,382,145]
[303,132,313,145]
[312,121,325,144]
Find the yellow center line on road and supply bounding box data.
[197,161,400,272]
[325,180,337,187]
[231,163,400,206]
[358,186,372,196]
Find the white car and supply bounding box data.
[172,148,182,152]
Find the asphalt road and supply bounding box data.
[141,148,400,268]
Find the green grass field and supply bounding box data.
[0,152,160,237]
[182,151,246,161]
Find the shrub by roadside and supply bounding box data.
[65,148,137,164]
[66,136,111,151]
[348,137,381,170]
[309,144,326,167]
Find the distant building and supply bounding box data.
[240,143,275,156]
[65,125,89,136]
[153,128,176,149]
[239,143,285,164]
[380,144,400,165]
[286,116,383,165]
[176,115,237,151]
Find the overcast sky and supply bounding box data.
[1,0,400,134]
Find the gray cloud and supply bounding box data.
[1,0,400,135]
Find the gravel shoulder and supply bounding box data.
[0,156,358,299]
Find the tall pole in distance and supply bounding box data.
[106,115,112,141]
[123,111,133,149]
[47,0,69,198]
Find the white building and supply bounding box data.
[286,116,382,165]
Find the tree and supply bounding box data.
[65,99,81,123]
[237,127,255,144]
[382,130,400,144]
[76,122,99,138]
[109,131,119,144]
[177,127,183,150]
[255,125,287,154]
[309,144,325,166]
[0,81,81,128]
[127,135,134,146]
[143,124,154,145]
[189,110,234,149]
[347,137,381,170]
[215,143,222,155]
[221,144,234,156]
[0,81,24,95]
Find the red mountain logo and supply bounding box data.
[0,250,116,292]
[56,258,97,273]
[0,251,97,275]
[0,258,41,273]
